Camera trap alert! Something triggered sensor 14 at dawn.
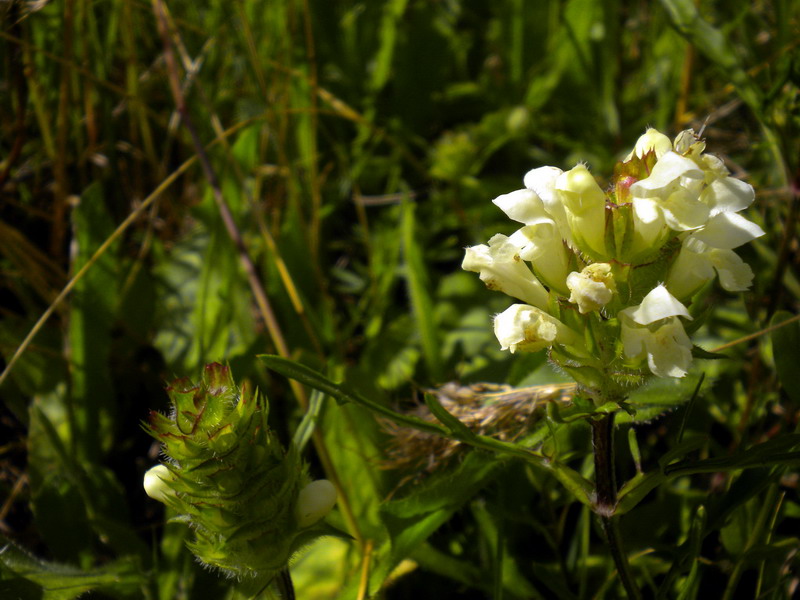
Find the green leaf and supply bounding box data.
[0,537,143,600]
[690,345,728,360]
[259,355,444,436]
[259,355,551,466]
[370,0,409,92]
[770,311,800,404]
[675,505,706,600]
[70,182,119,460]
[663,435,800,476]
[616,471,666,515]
[381,452,500,559]
[619,372,708,424]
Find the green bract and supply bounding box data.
[144,363,336,582]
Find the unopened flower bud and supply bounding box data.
[143,465,175,504]
[625,128,672,161]
[295,480,337,528]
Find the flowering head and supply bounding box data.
[144,363,338,582]
[464,128,763,396]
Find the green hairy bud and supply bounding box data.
[143,363,337,582]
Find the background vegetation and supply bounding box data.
[1,0,799,597]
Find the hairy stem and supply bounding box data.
[592,414,641,600]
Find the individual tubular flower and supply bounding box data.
[494,304,579,354]
[620,285,693,378]
[664,194,763,299]
[566,263,616,314]
[665,237,756,300]
[555,164,608,257]
[144,363,340,582]
[509,225,571,294]
[462,234,550,309]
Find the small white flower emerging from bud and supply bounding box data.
[494,304,578,353]
[566,263,616,314]
[143,465,175,504]
[625,128,672,161]
[295,479,337,528]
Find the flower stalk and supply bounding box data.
[592,413,641,600]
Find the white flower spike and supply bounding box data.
[463,127,761,383]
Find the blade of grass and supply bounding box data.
[401,199,443,381]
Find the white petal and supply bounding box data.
[629,285,692,325]
[492,189,552,226]
[525,166,570,244]
[665,242,715,300]
[708,249,755,291]
[700,177,755,216]
[662,189,710,231]
[692,212,765,250]
[144,465,175,503]
[644,318,693,378]
[673,130,700,154]
[511,225,570,292]
[629,151,703,197]
[620,317,648,360]
[555,164,606,214]
[523,166,562,202]
[702,154,729,179]
[632,196,661,225]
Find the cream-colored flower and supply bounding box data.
[494,304,578,353]
[665,237,755,299]
[620,285,693,378]
[462,234,550,309]
[566,263,616,314]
